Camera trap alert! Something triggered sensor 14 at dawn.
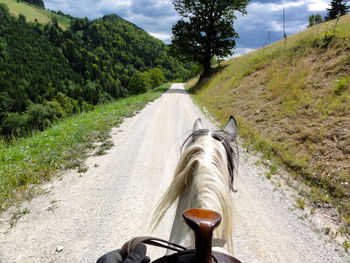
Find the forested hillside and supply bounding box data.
[0,3,191,137]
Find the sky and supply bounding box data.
[45,0,332,57]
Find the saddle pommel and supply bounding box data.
[183,208,221,263]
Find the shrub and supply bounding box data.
[333,76,350,95]
[54,92,79,115]
[26,104,51,130]
[80,101,94,112]
[171,78,183,83]
[190,63,203,77]
[97,91,113,104]
[1,112,29,136]
[320,29,338,48]
[26,101,65,130]
[311,28,338,49]
[128,71,148,94]
[45,100,66,119]
[322,30,336,47]
[146,68,166,89]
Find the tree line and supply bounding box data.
[308,0,349,27]
[19,0,45,9]
[0,4,192,137]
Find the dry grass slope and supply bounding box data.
[188,15,350,229]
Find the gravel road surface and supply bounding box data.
[0,84,348,263]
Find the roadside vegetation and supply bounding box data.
[187,15,350,229]
[0,84,170,211]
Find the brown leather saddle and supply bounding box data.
[119,209,241,263]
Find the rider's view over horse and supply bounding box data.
[0,0,349,262]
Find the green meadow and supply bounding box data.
[0,0,70,28]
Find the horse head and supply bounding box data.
[151,116,238,255]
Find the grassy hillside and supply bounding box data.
[0,84,170,211]
[0,0,70,28]
[188,15,350,225]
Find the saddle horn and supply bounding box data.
[183,208,221,263]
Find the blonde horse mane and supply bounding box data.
[150,117,238,254]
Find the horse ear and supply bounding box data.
[193,118,204,132]
[224,116,237,141]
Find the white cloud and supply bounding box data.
[97,0,131,10]
[248,1,304,12]
[230,48,257,58]
[149,32,172,42]
[307,0,330,11]
[249,0,329,12]
[269,20,283,32]
[268,20,308,35]
[46,0,73,13]
[270,1,305,11]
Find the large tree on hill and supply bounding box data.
[325,0,349,21]
[170,0,249,77]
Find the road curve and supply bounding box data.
[0,84,347,263]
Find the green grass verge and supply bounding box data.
[0,0,71,29]
[0,84,170,210]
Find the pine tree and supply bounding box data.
[325,0,349,21]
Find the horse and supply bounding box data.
[150,116,238,256]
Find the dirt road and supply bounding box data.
[0,84,348,262]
